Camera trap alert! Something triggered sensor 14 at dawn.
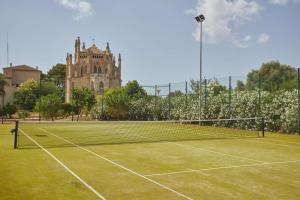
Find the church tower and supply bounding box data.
[65,37,122,103]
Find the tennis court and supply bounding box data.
[1,120,300,200]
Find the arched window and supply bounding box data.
[80,67,83,76]
[99,67,102,74]
[85,66,88,74]
[94,66,97,73]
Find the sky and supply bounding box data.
[0,0,299,85]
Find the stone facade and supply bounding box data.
[65,37,122,103]
[1,64,41,107]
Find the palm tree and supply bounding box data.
[0,76,8,124]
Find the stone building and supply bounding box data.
[1,64,41,107]
[65,37,122,103]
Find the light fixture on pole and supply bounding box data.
[195,14,205,121]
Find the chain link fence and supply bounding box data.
[138,71,299,134]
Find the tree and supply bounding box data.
[47,64,66,88]
[14,79,38,110]
[246,61,297,91]
[40,80,64,101]
[125,80,147,99]
[235,80,246,91]
[0,76,7,122]
[4,103,17,118]
[103,87,130,120]
[71,87,96,121]
[35,94,61,121]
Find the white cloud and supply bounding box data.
[56,0,93,20]
[258,33,270,44]
[269,0,300,5]
[187,0,262,48]
[269,0,289,5]
[233,35,252,48]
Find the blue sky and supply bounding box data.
[0,0,299,85]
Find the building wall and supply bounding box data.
[1,67,41,107]
[11,70,40,86]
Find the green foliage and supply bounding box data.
[246,61,297,91]
[3,103,17,118]
[40,80,64,101]
[0,77,8,114]
[35,94,61,121]
[46,63,66,88]
[99,81,147,120]
[0,78,7,97]
[125,80,147,99]
[14,79,63,111]
[235,80,246,91]
[71,87,96,120]
[103,87,130,120]
[14,79,38,110]
[18,110,29,120]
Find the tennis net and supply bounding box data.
[15,117,265,148]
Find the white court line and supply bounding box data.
[169,142,264,163]
[237,138,300,148]
[249,138,300,145]
[39,128,192,200]
[145,159,300,177]
[19,129,106,200]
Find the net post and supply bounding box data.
[13,120,19,149]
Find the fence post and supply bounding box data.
[185,81,188,110]
[297,68,300,135]
[101,96,104,119]
[228,76,232,116]
[262,117,265,137]
[168,83,171,120]
[258,73,262,117]
[204,79,207,118]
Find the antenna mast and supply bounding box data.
[6,32,9,67]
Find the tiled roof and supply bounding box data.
[3,65,41,72]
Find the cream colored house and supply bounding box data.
[1,64,41,107]
[65,37,122,103]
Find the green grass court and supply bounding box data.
[1,121,300,199]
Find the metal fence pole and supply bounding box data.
[229,76,232,116]
[168,83,171,120]
[204,79,207,118]
[185,81,188,110]
[154,85,157,120]
[297,68,300,135]
[258,73,262,117]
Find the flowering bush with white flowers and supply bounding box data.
[127,80,298,133]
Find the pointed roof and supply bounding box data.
[87,44,102,54]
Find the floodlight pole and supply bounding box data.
[195,14,205,121]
